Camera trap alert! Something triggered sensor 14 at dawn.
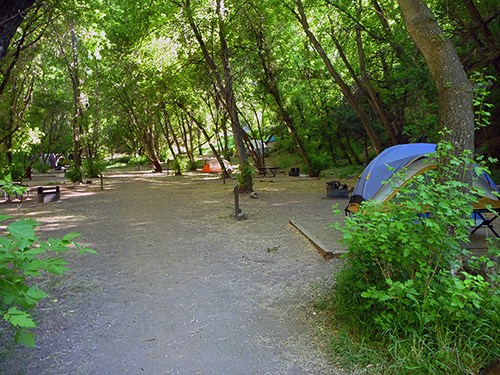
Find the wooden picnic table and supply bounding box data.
[257,166,280,177]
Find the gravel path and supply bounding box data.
[1,172,349,374]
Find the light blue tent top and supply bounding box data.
[352,143,437,200]
[349,143,499,209]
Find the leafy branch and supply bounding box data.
[0,215,97,347]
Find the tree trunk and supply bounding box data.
[68,22,83,180]
[160,107,177,160]
[293,0,383,154]
[176,101,231,180]
[398,0,474,157]
[249,13,316,175]
[216,0,251,190]
[0,0,36,60]
[355,20,403,145]
[182,0,251,191]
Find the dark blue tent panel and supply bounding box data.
[351,143,436,201]
[347,143,499,214]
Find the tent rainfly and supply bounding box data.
[201,158,232,174]
[346,143,500,215]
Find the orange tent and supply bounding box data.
[201,158,232,173]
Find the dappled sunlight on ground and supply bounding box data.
[63,190,99,199]
[130,221,155,227]
[34,214,87,233]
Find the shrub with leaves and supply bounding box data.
[238,161,254,192]
[333,143,499,373]
[65,165,83,183]
[0,174,28,201]
[0,216,96,347]
[83,157,105,178]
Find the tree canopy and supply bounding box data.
[1,0,498,183]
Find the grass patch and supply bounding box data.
[314,294,388,374]
[266,149,304,171]
[319,164,364,180]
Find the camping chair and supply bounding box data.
[345,194,365,216]
[471,198,500,238]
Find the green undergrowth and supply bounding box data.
[324,142,500,374]
[0,216,97,347]
[265,149,304,171]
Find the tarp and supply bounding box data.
[201,158,232,174]
[347,143,500,213]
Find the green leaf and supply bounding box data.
[74,242,98,255]
[4,307,36,328]
[14,330,36,348]
[62,232,81,241]
[79,248,98,255]
[43,258,69,275]
[7,219,38,241]
[26,286,48,303]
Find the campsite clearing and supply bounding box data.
[1,171,496,374]
[0,172,347,375]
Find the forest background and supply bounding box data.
[0,0,499,184]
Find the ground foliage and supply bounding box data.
[0,216,96,347]
[330,143,499,374]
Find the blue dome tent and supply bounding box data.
[345,143,500,236]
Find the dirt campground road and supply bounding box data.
[1,172,352,375]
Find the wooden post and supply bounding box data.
[100,174,104,190]
[233,183,241,216]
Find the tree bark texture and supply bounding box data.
[0,0,36,60]
[397,0,474,155]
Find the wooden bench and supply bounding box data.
[37,186,61,203]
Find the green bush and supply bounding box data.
[127,155,149,166]
[0,216,96,347]
[65,166,82,183]
[33,159,50,174]
[238,161,254,192]
[114,155,131,164]
[185,159,198,172]
[171,157,183,175]
[0,174,28,200]
[1,163,26,181]
[332,142,499,373]
[83,158,105,178]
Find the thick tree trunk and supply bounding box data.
[398,0,474,156]
[0,0,36,60]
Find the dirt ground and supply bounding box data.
[1,171,352,375]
